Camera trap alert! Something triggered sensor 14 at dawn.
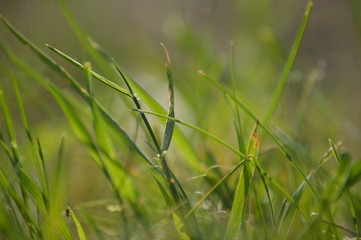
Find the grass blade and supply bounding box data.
[183,160,246,222]
[160,43,175,152]
[264,0,314,123]
[67,205,87,240]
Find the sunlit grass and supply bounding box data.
[1,0,361,239]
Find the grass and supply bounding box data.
[1,0,361,239]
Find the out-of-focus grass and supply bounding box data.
[1,0,361,239]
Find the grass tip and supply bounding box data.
[160,42,171,65]
[198,70,206,76]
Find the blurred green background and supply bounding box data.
[1,0,361,235]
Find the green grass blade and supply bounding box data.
[46,44,131,97]
[230,42,246,154]
[264,0,314,123]
[12,74,50,197]
[0,86,20,163]
[160,43,175,152]
[224,127,260,240]
[0,169,40,237]
[0,199,29,240]
[67,205,87,240]
[18,169,47,213]
[347,158,361,187]
[328,139,359,236]
[111,58,162,153]
[223,164,249,240]
[58,219,74,240]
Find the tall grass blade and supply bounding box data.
[160,43,175,152]
[12,74,50,198]
[264,0,314,123]
[224,127,260,240]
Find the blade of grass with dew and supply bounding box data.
[264,0,314,123]
[67,204,87,240]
